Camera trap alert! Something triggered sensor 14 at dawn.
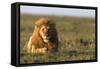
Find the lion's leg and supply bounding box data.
[33,47,47,54]
[47,42,55,49]
[27,37,33,53]
[31,45,36,53]
[47,42,58,53]
[38,47,47,54]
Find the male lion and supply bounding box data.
[27,17,59,54]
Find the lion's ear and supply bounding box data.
[35,23,41,29]
[34,25,38,29]
[35,19,43,28]
[34,20,40,29]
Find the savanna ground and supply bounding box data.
[20,14,96,64]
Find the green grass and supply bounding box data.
[20,14,96,64]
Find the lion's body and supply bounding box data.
[27,17,59,54]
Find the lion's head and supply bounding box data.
[27,17,59,54]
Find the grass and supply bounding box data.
[20,14,96,64]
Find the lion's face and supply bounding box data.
[39,25,50,43]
